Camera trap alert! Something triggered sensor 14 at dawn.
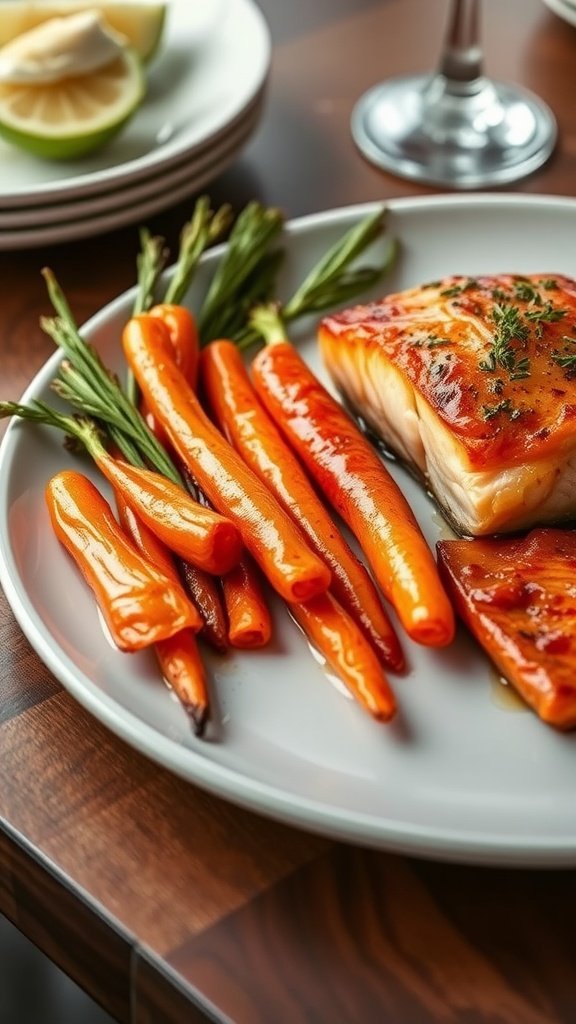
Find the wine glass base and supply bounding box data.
[351,74,557,189]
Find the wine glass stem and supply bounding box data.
[438,0,483,86]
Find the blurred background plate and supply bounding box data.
[0,0,270,208]
[542,0,576,25]
[0,95,264,231]
[0,105,261,248]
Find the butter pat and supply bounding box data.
[0,10,127,83]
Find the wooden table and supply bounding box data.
[2,1,576,1020]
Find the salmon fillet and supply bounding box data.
[437,529,576,729]
[319,274,576,536]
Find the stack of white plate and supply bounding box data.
[0,0,270,250]
[542,0,576,25]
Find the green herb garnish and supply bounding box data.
[479,303,530,378]
[513,280,542,305]
[481,398,521,421]
[525,300,567,337]
[440,278,478,298]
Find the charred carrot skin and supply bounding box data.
[252,341,455,648]
[122,315,332,604]
[179,560,229,653]
[46,471,198,652]
[93,450,243,577]
[221,555,272,648]
[154,631,210,735]
[289,593,397,721]
[200,339,403,671]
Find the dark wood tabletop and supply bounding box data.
[2,1,576,1021]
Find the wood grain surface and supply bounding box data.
[2,1,576,1021]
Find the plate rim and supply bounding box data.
[0,93,264,230]
[3,190,576,866]
[0,108,261,249]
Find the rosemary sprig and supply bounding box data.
[198,201,285,345]
[133,229,168,317]
[41,269,184,485]
[0,401,117,462]
[235,206,397,351]
[127,197,233,402]
[164,196,233,307]
[282,207,394,320]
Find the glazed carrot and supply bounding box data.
[115,493,209,731]
[289,593,396,721]
[200,339,404,670]
[46,470,198,652]
[92,448,243,576]
[114,492,203,633]
[129,360,230,650]
[250,315,455,648]
[149,303,199,385]
[141,305,200,442]
[122,315,332,603]
[221,555,272,648]
[154,631,210,736]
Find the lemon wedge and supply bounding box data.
[0,47,144,159]
[0,2,166,63]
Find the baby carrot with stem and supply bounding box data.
[131,235,231,649]
[200,339,403,670]
[45,470,198,652]
[250,305,455,649]
[115,493,209,734]
[44,252,231,649]
[128,197,233,401]
[121,314,332,604]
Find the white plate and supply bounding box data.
[0,106,260,248]
[2,194,576,866]
[0,0,270,208]
[542,0,576,24]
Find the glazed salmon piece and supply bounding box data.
[437,529,576,729]
[319,274,576,536]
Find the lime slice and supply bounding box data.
[0,2,166,62]
[0,48,144,159]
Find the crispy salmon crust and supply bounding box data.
[437,529,576,729]
[319,274,576,535]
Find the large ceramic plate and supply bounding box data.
[0,0,270,207]
[1,195,576,867]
